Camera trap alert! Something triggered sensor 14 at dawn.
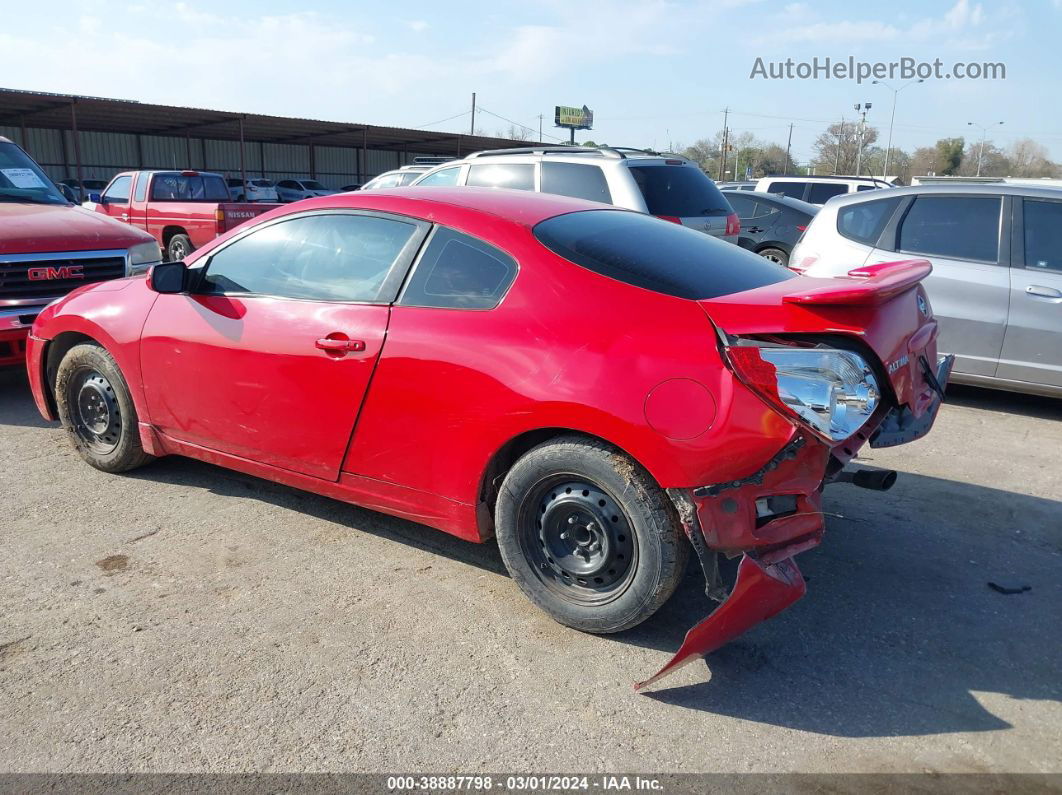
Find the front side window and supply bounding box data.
[540,162,612,204]
[837,197,901,245]
[201,213,418,302]
[467,163,535,191]
[102,175,131,203]
[767,181,806,199]
[1023,199,1062,272]
[534,210,793,300]
[400,227,517,310]
[414,166,460,187]
[898,195,1001,262]
[807,183,848,203]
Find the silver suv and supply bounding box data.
[792,184,1062,397]
[409,147,738,243]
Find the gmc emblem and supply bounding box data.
[27,265,84,281]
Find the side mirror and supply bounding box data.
[88,192,102,203]
[149,261,188,294]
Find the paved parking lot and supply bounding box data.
[1,366,1059,773]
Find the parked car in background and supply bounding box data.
[276,178,335,202]
[0,136,159,367]
[226,177,279,202]
[361,166,432,189]
[25,187,950,690]
[339,183,363,192]
[61,178,108,202]
[411,147,740,243]
[722,190,818,266]
[717,181,758,191]
[755,175,893,205]
[92,170,280,261]
[792,183,1062,397]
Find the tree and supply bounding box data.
[1007,138,1059,177]
[811,121,879,175]
[958,141,1010,177]
[501,124,532,142]
[910,146,939,177]
[935,137,965,175]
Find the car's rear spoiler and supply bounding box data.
[782,259,932,306]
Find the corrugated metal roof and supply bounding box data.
[0,87,529,156]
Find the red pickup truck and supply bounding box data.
[91,170,280,261]
[1,136,160,367]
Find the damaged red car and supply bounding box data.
[24,188,951,689]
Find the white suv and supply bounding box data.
[410,147,739,243]
[755,176,893,206]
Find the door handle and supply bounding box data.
[316,337,366,353]
[746,226,764,234]
[1025,285,1062,300]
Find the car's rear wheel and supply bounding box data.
[167,234,192,262]
[54,343,153,473]
[758,246,789,266]
[495,436,688,634]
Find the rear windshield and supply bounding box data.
[251,179,274,187]
[534,210,794,300]
[151,173,230,201]
[629,164,733,218]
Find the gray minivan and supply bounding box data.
[792,184,1062,397]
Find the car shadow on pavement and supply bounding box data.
[0,368,51,429]
[945,383,1062,421]
[631,476,1062,737]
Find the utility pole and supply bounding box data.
[784,123,793,175]
[538,114,543,143]
[853,102,872,176]
[968,121,1005,176]
[470,93,476,136]
[834,117,844,174]
[718,107,729,181]
[873,78,924,181]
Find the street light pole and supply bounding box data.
[967,121,1004,176]
[873,78,924,181]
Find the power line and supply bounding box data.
[412,110,470,130]
[477,106,566,141]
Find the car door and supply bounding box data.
[996,196,1062,388]
[869,193,1009,377]
[96,174,132,224]
[139,210,429,479]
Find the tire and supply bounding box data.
[495,436,688,634]
[167,234,192,262]
[54,343,154,473]
[758,246,789,266]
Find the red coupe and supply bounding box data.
[25,188,951,689]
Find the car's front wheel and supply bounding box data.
[495,436,688,634]
[54,343,154,473]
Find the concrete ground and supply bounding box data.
[0,367,1059,773]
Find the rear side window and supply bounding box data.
[857,184,878,191]
[540,162,612,204]
[467,163,535,191]
[629,164,731,217]
[534,210,793,300]
[807,183,848,203]
[837,197,901,245]
[722,193,756,217]
[400,227,517,310]
[1023,199,1062,272]
[397,171,421,186]
[767,181,806,199]
[898,196,1001,263]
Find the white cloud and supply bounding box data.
[407,19,429,32]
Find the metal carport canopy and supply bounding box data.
[0,87,527,155]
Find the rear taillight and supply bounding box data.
[726,342,880,442]
[214,208,225,224]
[796,225,807,232]
[655,215,682,224]
[725,212,740,236]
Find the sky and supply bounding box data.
[1,0,1060,164]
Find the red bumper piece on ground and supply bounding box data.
[635,554,806,691]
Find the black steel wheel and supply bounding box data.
[496,435,688,634]
[54,343,154,473]
[523,478,637,605]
